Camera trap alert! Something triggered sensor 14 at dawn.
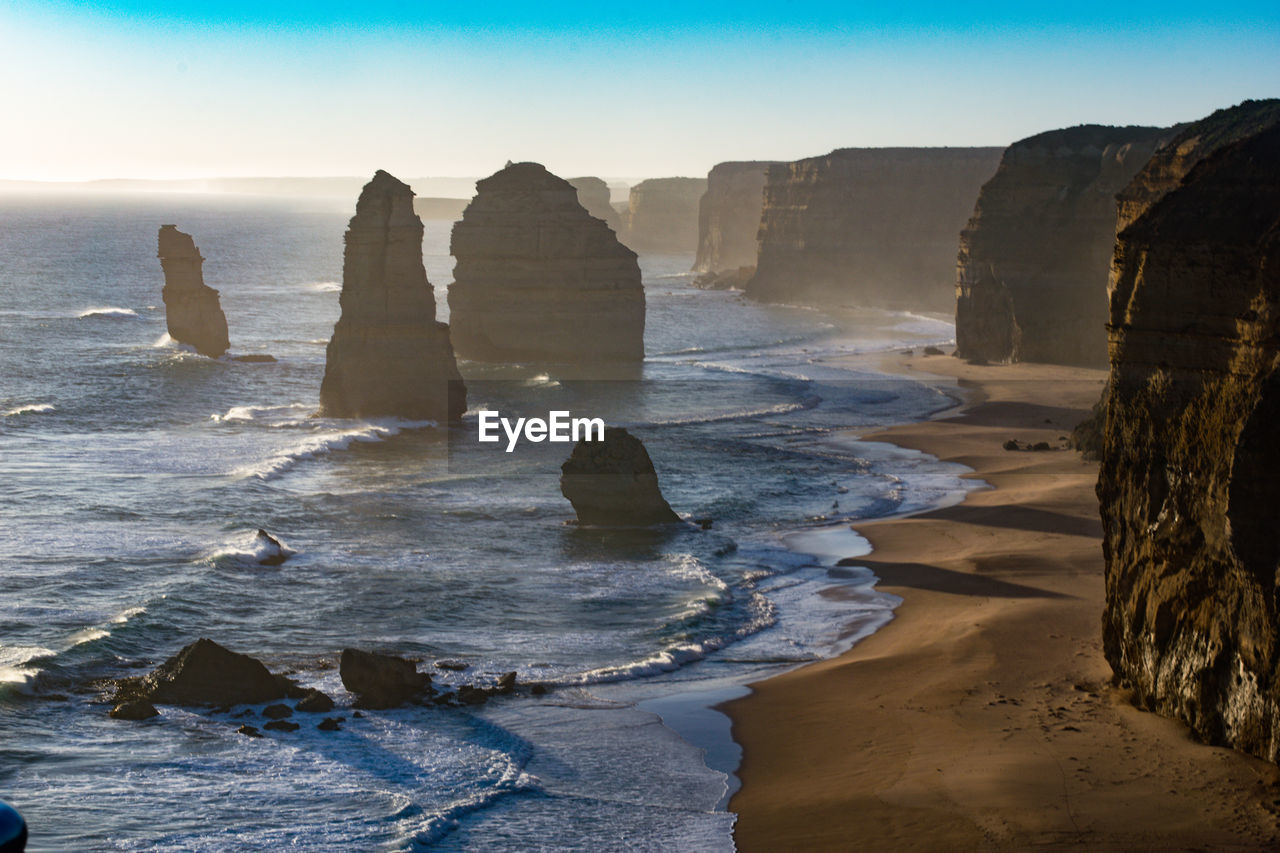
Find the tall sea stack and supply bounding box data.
[954,125,1173,366]
[318,170,465,421]
[448,162,645,363]
[747,148,1002,311]
[692,161,776,274]
[568,176,623,233]
[1099,100,1280,761]
[621,177,707,254]
[157,225,230,358]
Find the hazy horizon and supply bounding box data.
[1,1,1277,181]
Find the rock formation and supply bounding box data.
[568,176,623,233]
[954,125,1174,366]
[114,638,302,707]
[692,161,776,274]
[448,162,645,363]
[560,427,679,526]
[747,148,1003,311]
[621,177,707,254]
[1099,99,1280,762]
[319,170,466,421]
[339,648,433,709]
[157,225,230,358]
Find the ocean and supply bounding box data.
[0,191,974,851]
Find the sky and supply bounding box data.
[1,1,1277,181]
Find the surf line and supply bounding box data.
[477,410,605,452]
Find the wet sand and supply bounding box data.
[726,355,1280,851]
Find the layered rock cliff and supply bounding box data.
[568,176,622,233]
[747,148,1002,311]
[560,427,679,526]
[1099,99,1280,761]
[448,162,645,363]
[692,161,776,274]
[954,125,1173,366]
[319,170,466,421]
[157,225,229,358]
[621,177,707,254]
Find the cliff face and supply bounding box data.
[448,162,645,363]
[319,170,465,422]
[954,125,1173,366]
[692,161,776,273]
[157,225,229,358]
[747,148,1002,311]
[568,176,622,233]
[1099,100,1280,761]
[621,177,707,254]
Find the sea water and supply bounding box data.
[0,192,974,851]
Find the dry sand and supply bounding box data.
[726,356,1280,851]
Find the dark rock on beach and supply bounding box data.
[115,638,302,707]
[339,648,433,709]
[108,700,158,721]
[295,688,334,713]
[262,703,292,720]
[263,720,299,733]
[236,724,263,738]
[560,427,680,526]
[157,225,230,358]
[317,717,343,731]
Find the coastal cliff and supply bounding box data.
[621,177,707,254]
[568,176,622,233]
[448,162,645,363]
[1099,100,1280,761]
[318,170,465,421]
[954,125,1172,366]
[692,161,776,274]
[747,148,1002,311]
[157,225,229,358]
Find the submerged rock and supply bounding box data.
[109,699,158,721]
[157,225,230,358]
[319,170,466,421]
[954,124,1174,366]
[449,162,645,364]
[254,529,290,566]
[339,648,433,709]
[263,720,299,732]
[115,638,302,707]
[1099,100,1280,762]
[692,161,777,274]
[747,148,1003,311]
[620,177,707,254]
[560,427,679,526]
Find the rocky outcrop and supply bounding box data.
[339,648,433,709]
[1099,100,1280,762]
[568,176,622,233]
[448,162,645,363]
[693,266,755,291]
[560,427,679,525]
[157,225,229,358]
[621,177,707,254]
[114,638,302,707]
[954,125,1173,366]
[692,162,777,273]
[319,171,466,421]
[747,148,1002,311]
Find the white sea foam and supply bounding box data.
[235,419,433,481]
[207,529,296,567]
[2,403,54,417]
[211,403,312,424]
[307,281,342,293]
[0,645,55,686]
[77,306,138,319]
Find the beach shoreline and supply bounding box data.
[725,355,1280,851]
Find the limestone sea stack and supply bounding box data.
[568,176,622,233]
[747,148,1002,311]
[319,170,465,421]
[157,225,230,358]
[448,162,645,363]
[560,427,679,526]
[692,161,777,275]
[954,125,1174,366]
[1099,99,1280,761]
[621,177,707,254]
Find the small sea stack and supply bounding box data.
[560,427,679,526]
[1099,100,1280,761]
[112,638,302,708]
[157,225,230,358]
[319,170,466,421]
[568,176,623,233]
[621,177,707,254]
[954,124,1174,366]
[448,162,645,364]
[692,161,777,277]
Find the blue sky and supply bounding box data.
[1,2,1276,180]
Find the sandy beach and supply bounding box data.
[726,355,1280,851]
